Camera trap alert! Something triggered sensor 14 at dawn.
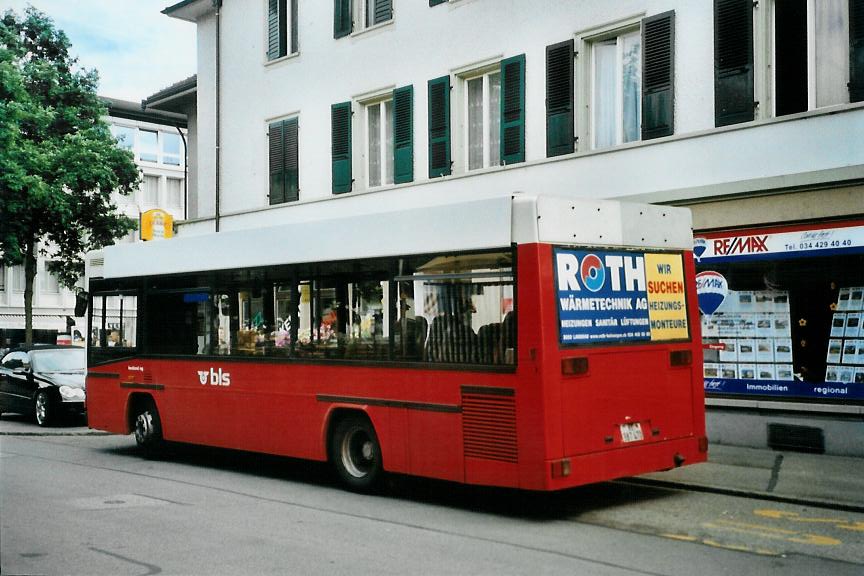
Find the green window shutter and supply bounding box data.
[285,118,299,202]
[430,0,447,6]
[714,0,754,126]
[500,53,526,165]
[545,40,574,157]
[267,0,287,60]
[642,11,675,140]
[851,0,864,102]
[393,85,414,184]
[334,0,352,39]
[269,121,285,205]
[428,76,451,178]
[331,102,353,194]
[374,0,392,24]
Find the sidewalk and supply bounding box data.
[2,414,862,511]
[637,443,864,512]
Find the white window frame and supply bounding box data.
[452,58,502,174]
[263,0,298,64]
[363,97,394,189]
[576,15,644,152]
[462,67,501,171]
[352,0,393,35]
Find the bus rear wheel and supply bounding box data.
[133,399,164,455]
[330,415,382,492]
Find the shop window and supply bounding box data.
[696,225,864,401]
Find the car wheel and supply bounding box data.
[34,390,53,427]
[330,415,382,492]
[133,399,164,455]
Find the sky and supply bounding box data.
[4,0,196,102]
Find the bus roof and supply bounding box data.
[96,195,692,280]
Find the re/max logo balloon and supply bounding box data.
[556,253,646,293]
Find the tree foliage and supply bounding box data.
[0,7,139,342]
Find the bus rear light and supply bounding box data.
[551,458,571,478]
[561,357,588,376]
[698,436,709,453]
[670,350,692,366]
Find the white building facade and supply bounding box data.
[165,0,864,452]
[0,100,187,349]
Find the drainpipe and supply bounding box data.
[177,125,188,221]
[214,0,222,232]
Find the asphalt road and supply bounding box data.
[2,420,863,576]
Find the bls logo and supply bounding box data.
[197,367,231,387]
[556,251,646,293]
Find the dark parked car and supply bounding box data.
[0,345,86,426]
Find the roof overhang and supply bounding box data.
[163,0,216,23]
[102,97,187,128]
[142,76,197,115]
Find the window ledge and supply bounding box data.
[350,19,393,39]
[264,51,300,68]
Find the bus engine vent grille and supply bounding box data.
[461,388,517,463]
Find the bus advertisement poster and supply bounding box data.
[554,248,689,345]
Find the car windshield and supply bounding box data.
[30,349,86,372]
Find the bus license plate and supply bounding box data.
[620,423,644,443]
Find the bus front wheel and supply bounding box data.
[133,399,164,455]
[330,415,382,492]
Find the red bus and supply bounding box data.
[86,195,706,491]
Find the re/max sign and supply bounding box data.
[713,235,768,256]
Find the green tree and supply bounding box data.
[0,7,139,345]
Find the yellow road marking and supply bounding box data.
[660,533,779,556]
[704,520,842,546]
[754,509,864,532]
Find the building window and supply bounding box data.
[268,117,299,204]
[773,0,850,115]
[111,125,135,150]
[591,29,641,149]
[573,14,675,147]
[267,0,297,61]
[357,85,413,189]
[162,132,182,166]
[42,264,60,294]
[12,266,25,292]
[166,178,183,209]
[334,0,392,38]
[366,98,394,187]
[464,69,501,171]
[715,0,861,126]
[142,175,160,206]
[0,267,6,291]
[138,130,159,163]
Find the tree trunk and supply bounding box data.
[24,239,37,346]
